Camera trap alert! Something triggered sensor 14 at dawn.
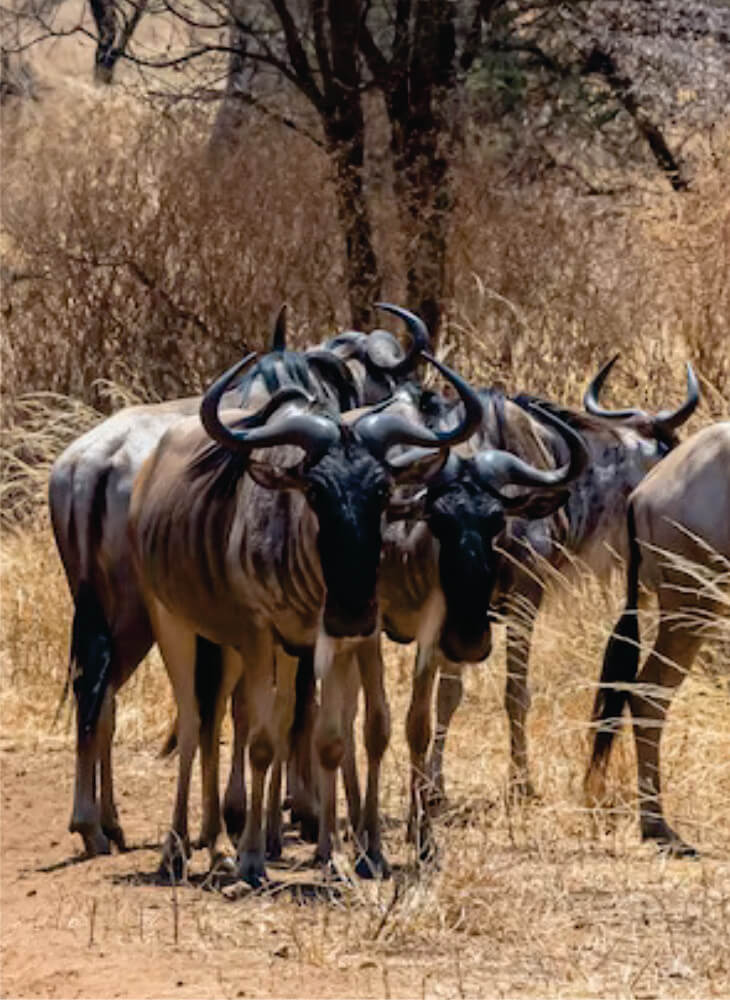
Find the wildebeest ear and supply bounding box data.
[246,459,305,493]
[508,488,571,521]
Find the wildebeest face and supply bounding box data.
[305,440,391,638]
[426,468,505,663]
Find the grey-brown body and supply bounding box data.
[585,421,729,854]
[419,367,699,806]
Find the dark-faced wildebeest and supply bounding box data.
[415,356,699,808]
[49,307,426,857]
[584,420,729,856]
[128,339,486,883]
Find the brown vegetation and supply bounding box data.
[1,20,729,1000]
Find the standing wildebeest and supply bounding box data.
[49,307,426,857]
[416,356,699,806]
[129,332,486,883]
[585,421,729,856]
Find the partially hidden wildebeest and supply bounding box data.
[584,420,729,856]
[128,324,487,884]
[414,356,699,808]
[211,363,591,864]
[49,306,424,858]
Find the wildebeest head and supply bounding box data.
[390,405,589,663]
[583,354,699,463]
[201,305,483,639]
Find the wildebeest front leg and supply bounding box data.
[505,584,542,799]
[223,674,248,842]
[406,643,439,861]
[198,645,242,865]
[630,619,701,857]
[354,636,391,879]
[426,656,464,809]
[341,654,362,836]
[150,601,199,880]
[314,652,348,870]
[265,649,298,861]
[235,631,276,887]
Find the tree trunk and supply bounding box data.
[209,7,249,156]
[323,0,381,329]
[382,1,457,342]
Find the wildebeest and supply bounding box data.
[49,307,423,857]
[584,420,729,856]
[128,325,486,883]
[416,357,699,807]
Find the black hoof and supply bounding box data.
[654,837,698,859]
[266,835,283,862]
[354,850,391,880]
[102,823,127,852]
[237,851,268,889]
[158,851,186,883]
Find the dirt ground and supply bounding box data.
[2,658,729,1000]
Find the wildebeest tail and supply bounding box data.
[195,636,223,757]
[70,579,114,741]
[587,502,642,774]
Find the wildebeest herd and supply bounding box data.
[49,304,728,885]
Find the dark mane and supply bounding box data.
[511,392,625,437]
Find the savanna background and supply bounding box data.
[1,1,729,997]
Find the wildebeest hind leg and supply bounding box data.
[223,674,247,842]
[426,659,464,811]
[630,619,701,857]
[406,644,439,861]
[97,689,125,850]
[69,732,111,857]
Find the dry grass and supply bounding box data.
[2,15,730,1000]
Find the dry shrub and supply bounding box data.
[2,97,343,411]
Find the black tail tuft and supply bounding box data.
[70,580,114,741]
[195,635,223,755]
[588,503,642,772]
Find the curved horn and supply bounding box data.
[271,303,287,352]
[583,355,644,420]
[473,403,588,508]
[237,386,315,428]
[200,354,339,461]
[653,363,700,432]
[364,302,430,377]
[353,352,483,465]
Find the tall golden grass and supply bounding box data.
[1,27,729,1000]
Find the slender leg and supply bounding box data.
[289,652,319,842]
[630,619,701,856]
[198,644,242,865]
[265,649,298,861]
[354,635,391,879]
[235,631,276,887]
[406,643,439,860]
[504,584,542,798]
[341,654,362,835]
[149,599,199,880]
[69,724,110,857]
[314,651,348,868]
[97,688,125,850]
[223,670,248,842]
[427,656,464,809]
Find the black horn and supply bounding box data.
[354,352,483,473]
[364,303,430,378]
[473,403,588,508]
[584,356,699,431]
[653,363,700,432]
[583,355,644,420]
[200,354,339,464]
[271,304,287,352]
